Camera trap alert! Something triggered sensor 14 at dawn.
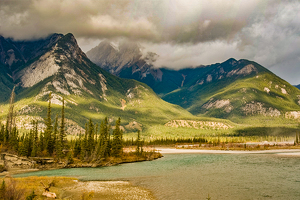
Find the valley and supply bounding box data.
[0,33,300,141]
[1,35,300,191]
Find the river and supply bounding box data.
[14,150,300,200]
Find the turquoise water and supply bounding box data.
[15,153,300,200]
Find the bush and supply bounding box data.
[0,178,25,200]
[25,190,37,200]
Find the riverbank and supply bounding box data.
[0,151,162,177]
[0,176,156,200]
[156,147,300,156]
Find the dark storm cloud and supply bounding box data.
[0,0,280,43]
[0,0,299,84]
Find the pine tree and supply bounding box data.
[95,123,98,145]
[18,135,28,157]
[53,115,58,154]
[136,130,142,155]
[80,123,88,160]
[44,92,53,155]
[39,131,44,155]
[0,123,4,143]
[73,136,81,158]
[5,86,15,137]
[112,118,123,157]
[88,118,96,156]
[57,97,66,159]
[31,121,38,157]
[59,97,66,150]
[8,126,19,152]
[101,117,111,158]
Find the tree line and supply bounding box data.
[0,89,124,161]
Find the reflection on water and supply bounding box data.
[15,153,300,200]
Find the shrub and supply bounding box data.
[0,178,25,200]
[25,190,37,200]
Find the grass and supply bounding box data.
[162,60,300,123]
[0,176,77,199]
[0,176,155,200]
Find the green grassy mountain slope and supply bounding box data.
[163,59,300,124]
[2,33,219,136]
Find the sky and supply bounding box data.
[0,0,299,84]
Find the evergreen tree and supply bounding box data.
[112,118,123,157]
[59,97,66,150]
[8,127,19,152]
[73,136,81,158]
[18,134,28,157]
[44,92,53,155]
[80,123,88,160]
[53,115,59,154]
[31,121,38,157]
[5,86,15,137]
[94,123,98,146]
[99,117,111,158]
[0,123,4,143]
[87,118,94,156]
[56,97,66,159]
[136,130,143,155]
[39,131,44,155]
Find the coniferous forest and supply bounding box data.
[0,89,161,169]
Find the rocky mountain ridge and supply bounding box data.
[87,40,300,123]
[0,33,195,134]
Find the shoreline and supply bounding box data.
[0,176,156,200]
[156,147,300,156]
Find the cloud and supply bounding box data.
[1,0,300,84]
[0,0,281,43]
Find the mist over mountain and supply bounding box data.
[87,40,300,122]
[1,32,300,136]
[0,33,194,134]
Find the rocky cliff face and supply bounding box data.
[0,34,63,74]
[0,33,193,132]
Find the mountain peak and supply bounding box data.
[86,39,143,74]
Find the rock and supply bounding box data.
[165,120,233,130]
[42,191,56,198]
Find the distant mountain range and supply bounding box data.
[1,34,300,136]
[295,84,300,90]
[0,34,195,134]
[87,40,300,122]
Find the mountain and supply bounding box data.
[0,33,202,135]
[86,40,184,95]
[295,84,300,90]
[163,58,300,122]
[87,41,300,124]
[0,34,63,101]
